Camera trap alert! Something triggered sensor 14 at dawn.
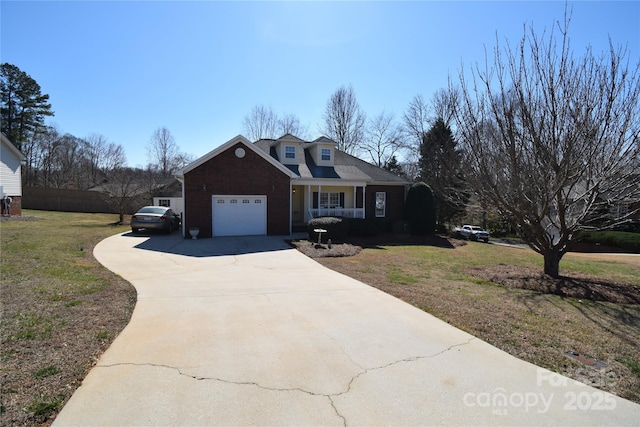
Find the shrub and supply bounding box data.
[391,219,409,234]
[308,217,349,243]
[575,230,640,253]
[404,182,436,235]
[347,218,379,237]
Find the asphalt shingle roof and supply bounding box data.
[253,137,407,184]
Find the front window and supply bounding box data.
[158,199,171,207]
[375,192,386,217]
[321,148,331,161]
[285,145,296,159]
[320,192,341,208]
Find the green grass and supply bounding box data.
[1,210,135,426]
[25,395,64,418]
[577,230,640,252]
[620,357,640,379]
[33,365,61,379]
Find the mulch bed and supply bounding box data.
[289,233,466,258]
[291,234,639,305]
[465,264,640,305]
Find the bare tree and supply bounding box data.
[49,133,82,188]
[430,87,460,127]
[147,127,192,178]
[278,113,310,139]
[361,111,405,168]
[242,105,280,140]
[102,167,147,224]
[83,134,108,186]
[403,95,430,144]
[455,13,640,277]
[321,85,366,155]
[402,94,431,167]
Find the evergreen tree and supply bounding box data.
[419,118,467,225]
[405,182,436,235]
[1,63,54,150]
[383,155,404,177]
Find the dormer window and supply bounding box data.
[321,148,331,161]
[285,146,296,159]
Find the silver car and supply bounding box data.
[131,206,180,234]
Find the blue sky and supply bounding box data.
[2,1,638,167]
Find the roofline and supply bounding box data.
[176,135,298,178]
[292,178,408,186]
[1,133,26,161]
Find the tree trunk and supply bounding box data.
[119,212,125,225]
[543,250,563,278]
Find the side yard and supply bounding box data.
[0,211,136,426]
[307,237,640,404]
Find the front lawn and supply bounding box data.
[0,210,136,426]
[312,237,640,404]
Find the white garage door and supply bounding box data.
[212,195,267,237]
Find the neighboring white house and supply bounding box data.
[152,195,184,217]
[152,179,183,217]
[0,133,26,216]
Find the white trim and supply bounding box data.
[375,192,386,217]
[1,133,26,161]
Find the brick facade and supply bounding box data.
[2,195,22,216]
[183,143,291,238]
[366,185,406,231]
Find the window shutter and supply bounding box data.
[386,193,390,215]
[339,192,345,208]
[313,192,318,209]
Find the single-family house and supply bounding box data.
[0,133,26,216]
[176,134,408,238]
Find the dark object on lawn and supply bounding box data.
[565,351,607,370]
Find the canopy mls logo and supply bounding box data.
[462,368,617,416]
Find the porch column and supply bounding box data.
[353,186,357,218]
[307,185,311,221]
[318,185,322,217]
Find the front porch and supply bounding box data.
[291,183,366,226]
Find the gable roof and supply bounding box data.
[1,133,26,162]
[177,135,298,178]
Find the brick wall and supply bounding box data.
[2,195,22,216]
[184,143,291,238]
[366,185,407,231]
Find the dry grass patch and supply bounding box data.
[1,211,136,426]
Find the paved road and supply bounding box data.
[53,233,640,426]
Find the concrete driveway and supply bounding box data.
[53,233,640,426]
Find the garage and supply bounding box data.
[212,195,267,237]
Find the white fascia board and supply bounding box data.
[1,133,26,161]
[292,178,408,187]
[368,180,410,186]
[292,178,368,187]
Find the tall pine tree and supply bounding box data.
[1,63,54,150]
[419,118,467,226]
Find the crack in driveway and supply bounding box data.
[95,337,475,426]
